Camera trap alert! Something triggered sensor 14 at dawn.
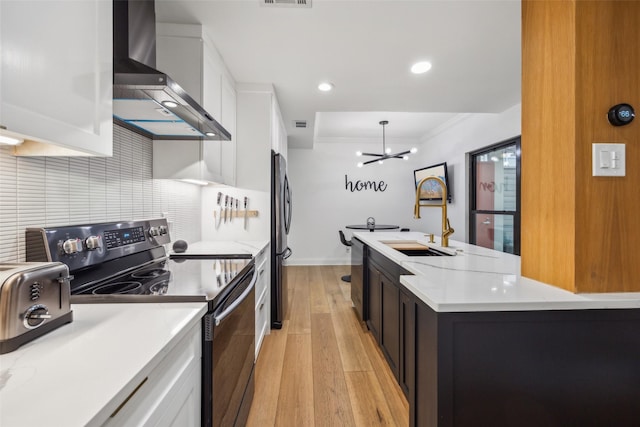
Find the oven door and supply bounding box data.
[208,265,256,427]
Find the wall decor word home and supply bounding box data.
[345,175,388,192]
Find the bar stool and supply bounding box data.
[338,230,352,282]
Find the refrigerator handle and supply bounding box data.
[284,175,292,234]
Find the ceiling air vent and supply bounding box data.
[293,120,307,128]
[262,0,311,8]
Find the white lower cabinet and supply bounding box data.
[255,245,270,360]
[103,322,202,426]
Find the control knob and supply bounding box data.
[148,227,160,237]
[85,235,101,250]
[62,238,83,254]
[159,225,168,235]
[23,304,52,329]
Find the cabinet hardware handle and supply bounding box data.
[110,377,148,418]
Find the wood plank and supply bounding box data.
[344,371,397,426]
[288,266,311,334]
[246,320,290,427]
[332,306,373,372]
[310,267,330,314]
[321,267,352,312]
[311,313,356,427]
[274,333,315,426]
[361,331,410,426]
[329,265,352,302]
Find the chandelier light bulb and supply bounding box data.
[354,120,416,166]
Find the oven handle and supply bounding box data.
[214,268,258,326]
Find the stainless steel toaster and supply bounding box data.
[0,262,73,354]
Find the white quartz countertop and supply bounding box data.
[169,240,269,257]
[0,302,208,427]
[353,231,640,312]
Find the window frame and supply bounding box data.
[468,136,521,255]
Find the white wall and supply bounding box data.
[286,104,521,265]
[416,104,521,243]
[0,126,202,262]
[287,141,426,265]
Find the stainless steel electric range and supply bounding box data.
[25,218,255,427]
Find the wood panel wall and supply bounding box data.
[522,0,640,293]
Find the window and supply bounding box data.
[469,137,521,255]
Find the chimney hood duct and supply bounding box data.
[113,0,231,141]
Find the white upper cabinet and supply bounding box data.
[154,23,236,184]
[236,84,287,192]
[0,0,113,156]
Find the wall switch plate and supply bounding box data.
[592,143,626,176]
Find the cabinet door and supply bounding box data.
[399,290,415,400]
[104,322,202,426]
[380,272,400,380]
[220,75,236,186]
[1,0,112,156]
[350,238,365,321]
[156,26,225,183]
[413,299,438,427]
[366,264,382,343]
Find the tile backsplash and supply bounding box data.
[0,125,201,262]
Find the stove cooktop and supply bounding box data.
[70,256,253,304]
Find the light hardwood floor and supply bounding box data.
[247,265,409,427]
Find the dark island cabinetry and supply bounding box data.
[360,246,640,427]
[366,247,411,395]
[350,237,366,321]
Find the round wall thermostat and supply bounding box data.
[607,103,635,126]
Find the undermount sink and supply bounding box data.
[395,248,452,257]
[380,240,455,257]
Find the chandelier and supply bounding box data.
[356,120,417,167]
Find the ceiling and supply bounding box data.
[155,0,522,149]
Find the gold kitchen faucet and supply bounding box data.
[414,176,454,247]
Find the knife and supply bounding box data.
[224,195,229,223]
[215,192,223,229]
[229,197,234,223]
[235,198,239,222]
[243,197,248,230]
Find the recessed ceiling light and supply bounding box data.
[410,61,432,74]
[318,82,334,92]
[162,100,178,108]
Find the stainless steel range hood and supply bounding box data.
[113,0,231,141]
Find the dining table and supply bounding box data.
[346,224,400,232]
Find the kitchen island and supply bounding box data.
[0,303,207,426]
[352,231,640,427]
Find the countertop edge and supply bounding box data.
[354,231,640,312]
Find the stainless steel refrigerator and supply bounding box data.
[271,150,292,329]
